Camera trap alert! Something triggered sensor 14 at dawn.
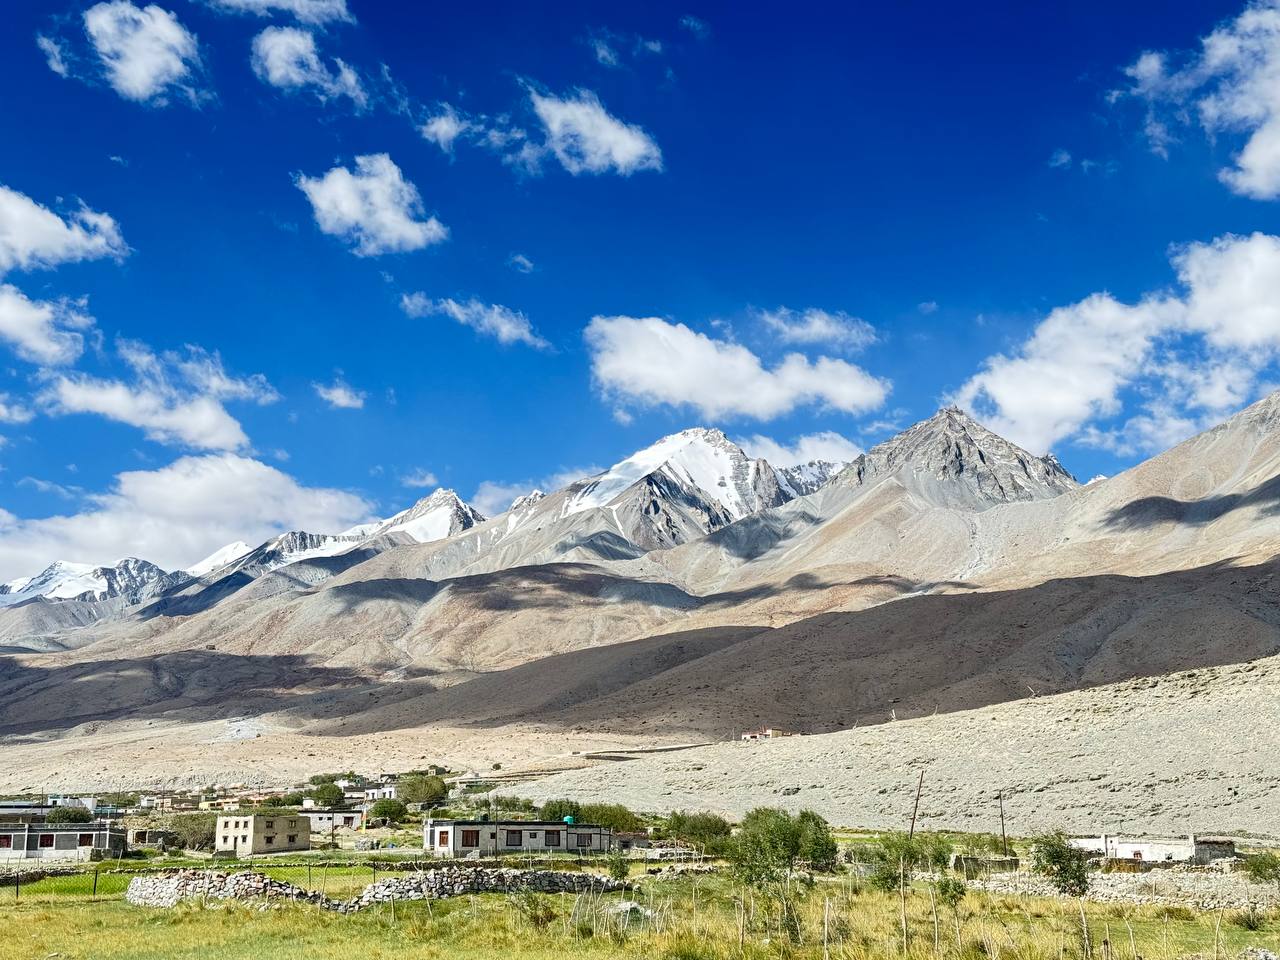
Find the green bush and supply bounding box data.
[170,813,218,851]
[665,810,732,850]
[729,807,838,885]
[369,799,408,823]
[1030,831,1090,897]
[580,803,641,833]
[1245,851,1280,888]
[857,832,954,891]
[46,806,94,824]
[538,798,582,822]
[309,783,345,807]
[607,851,630,881]
[935,876,967,909]
[398,775,448,805]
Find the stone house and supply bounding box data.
[215,814,309,855]
[1068,834,1236,865]
[302,809,365,833]
[424,819,612,858]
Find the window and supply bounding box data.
[461,830,480,847]
[242,835,248,844]
[265,836,274,845]
[505,830,523,846]
[222,836,228,845]
[78,834,94,847]
[576,833,592,848]
[544,830,561,847]
[437,830,450,847]
[0,836,11,848]
[39,834,54,848]
[287,835,297,844]
[288,820,297,828]
[265,820,274,828]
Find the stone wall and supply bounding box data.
[125,866,628,913]
[951,869,1280,911]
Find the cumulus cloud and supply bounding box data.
[250,26,365,106]
[0,453,371,579]
[400,468,438,488]
[83,1,202,104]
[585,315,890,421]
[953,231,1280,455]
[39,340,277,450]
[313,376,365,409]
[207,0,353,24]
[0,394,34,424]
[420,103,472,153]
[528,89,662,176]
[0,185,127,275]
[1116,1,1280,199]
[737,431,863,466]
[401,294,549,349]
[296,154,447,256]
[758,307,876,352]
[1048,148,1073,168]
[679,15,710,39]
[0,285,97,366]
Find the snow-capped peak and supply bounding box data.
[370,488,485,543]
[778,460,847,497]
[186,541,253,578]
[0,557,172,606]
[509,489,546,512]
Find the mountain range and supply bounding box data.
[2,397,1279,834]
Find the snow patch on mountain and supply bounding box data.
[370,489,484,543]
[0,558,173,606]
[778,460,846,497]
[186,541,253,578]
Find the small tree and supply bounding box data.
[310,782,344,807]
[607,851,630,881]
[538,798,582,822]
[369,799,408,823]
[46,806,94,824]
[1031,831,1090,897]
[666,810,732,852]
[170,813,218,851]
[730,808,802,885]
[580,803,641,833]
[796,809,839,872]
[398,775,448,806]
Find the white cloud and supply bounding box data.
[737,431,863,467]
[313,376,365,409]
[420,103,472,153]
[679,15,710,39]
[1117,1,1280,198]
[590,37,620,67]
[917,301,938,315]
[401,294,549,349]
[0,453,371,580]
[585,315,890,420]
[0,185,127,275]
[37,35,70,77]
[250,26,365,106]
[508,252,535,273]
[0,394,34,424]
[1048,148,1073,169]
[83,1,202,104]
[953,231,1280,455]
[0,285,96,366]
[400,468,437,488]
[758,307,876,352]
[208,0,353,24]
[296,154,448,256]
[39,341,276,450]
[528,89,662,176]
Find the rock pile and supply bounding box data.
[126,866,628,913]
[959,869,1280,911]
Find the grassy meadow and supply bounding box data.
[3,871,1279,960]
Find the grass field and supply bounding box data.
[2,871,1279,960]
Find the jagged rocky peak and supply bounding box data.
[372,488,485,543]
[840,406,1078,508]
[779,459,847,497]
[509,489,546,512]
[0,556,173,606]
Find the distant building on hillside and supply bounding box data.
[1068,834,1236,865]
[0,821,127,861]
[741,727,795,741]
[215,814,309,855]
[424,819,612,858]
[364,784,398,801]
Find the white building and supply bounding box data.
[215,814,309,855]
[0,821,126,861]
[424,819,612,858]
[303,809,365,833]
[1068,834,1236,865]
[741,728,795,741]
[364,784,397,801]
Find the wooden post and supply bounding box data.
[92,868,99,900]
[909,770,925,838]
[929,885,940,958]
[998,791,1008,857]
[899,857,909,953]
[823,896,831,960]
[1079,899,1092,960]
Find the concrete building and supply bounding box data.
[302,809,365,833]
[215,814,310,855]
[364,785,398,801]
[424,819,612,858]
[741,728,795,741]
[0,821,127,861]
[1068,834,1236,865]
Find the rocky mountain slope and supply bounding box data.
[0,558,180,607]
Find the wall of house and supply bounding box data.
[215,816,309,855]
[0,825,126,860]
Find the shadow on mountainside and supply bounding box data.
[1105,472,1280,530]
[9,556,1280,744]
[316,554,1280,741]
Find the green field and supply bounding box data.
[2,871,1278,960]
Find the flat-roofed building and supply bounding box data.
[424,819,612,858]
[0,821,126,861]
[215,814,309,855]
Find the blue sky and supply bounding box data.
[3,0,1280,576]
